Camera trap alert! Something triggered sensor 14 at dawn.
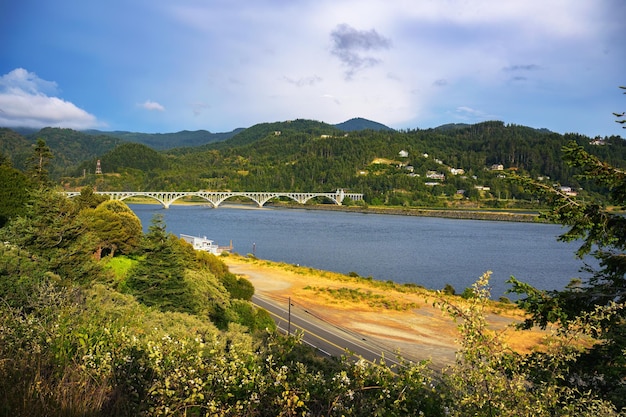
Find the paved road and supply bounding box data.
[252,294,409,367]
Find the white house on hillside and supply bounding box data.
[426,171,445,180]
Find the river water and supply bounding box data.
[129,204,592,298]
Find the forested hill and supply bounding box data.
[86,121,626,207]
[2,119,625,208]
[180,120,625,203]
[0,118,391,159]
[83,128,245,150]
[81,118,392,150]
[0,127,123,178]
[333,117,394,132]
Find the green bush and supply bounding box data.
[442,283,456,295]
[229,299,276,332]
[221,273,254,300]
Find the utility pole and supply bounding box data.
[288,297,291,336]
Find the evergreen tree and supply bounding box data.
[0,156,32,227]
[80,199,142,258]
[26,138,53,187]
[509,140,626,408]
[126,215,196,313]
[1,189,100,283]
[72,185,109,210]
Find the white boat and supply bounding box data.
[180,234,230,255]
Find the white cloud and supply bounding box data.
[0,68,99,129]
[140,100,165,111]
[116,0,621,135]
[0,67,59,95]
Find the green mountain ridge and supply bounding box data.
[0,118,394,167]
[2,119,624,210]
[83,128,246,150]
[82,117,393,150]
[334,117,395,132]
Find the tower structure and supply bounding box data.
[95,160,102,175]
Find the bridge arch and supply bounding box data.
[300,194,340,205]
[167,192,216,208]
[212,193,263,208]
[118,193,168,207]
[258,193,300,207]
[65,191,170,207]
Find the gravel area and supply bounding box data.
[224,256,547,368]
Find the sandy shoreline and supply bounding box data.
[222,255,547,368]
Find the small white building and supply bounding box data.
[449,168,465,175]
[559,186,578,197]
[180,234,225,255]
[426,171,445,180]
[398,150,409,158]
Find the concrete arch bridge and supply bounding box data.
[65,189,363,209]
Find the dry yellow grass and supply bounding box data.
[222,255,549,368]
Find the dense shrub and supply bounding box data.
[229,299,276,332]
[221,272,254,300]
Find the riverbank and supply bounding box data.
[121,196,545,222]
[269,202,546,222]
[222,254,549,369]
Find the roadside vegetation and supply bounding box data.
[0,104,624,415]
[303,285,420,311]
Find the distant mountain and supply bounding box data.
[204,119,342,150]
[6,127,40,136]
[3,118,391,153]
[333,117,394,132]
[201,118,393,151]
[432,123,471,132]
[83,129,244,150]
[0,128,30,157]
[432,122,554,135]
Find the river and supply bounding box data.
[129,204,592,298]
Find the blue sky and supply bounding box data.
[1,0,624,137]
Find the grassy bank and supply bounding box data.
[281,203,545,222]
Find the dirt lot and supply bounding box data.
[223,256,548,369]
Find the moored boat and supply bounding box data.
[180,234,231,255]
